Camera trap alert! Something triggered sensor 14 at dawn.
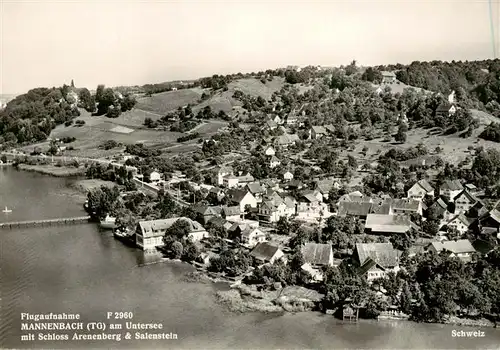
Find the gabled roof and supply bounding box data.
[222,205,241,216]
[138,217,206,238]
[324,124,335,133]
[311,125,327,134]
[193,205,222,216]
[388,198,421,212]
[357,257,385,276]
[436,102,455,112]
[381,71,396,77]
[431,198,448,211]
[226,189,252,203]
[480,209,500,224]
[237,173,255,183]
[301,193,319,203]
[430,240,476,254]
[447,213,472,227]
[266,119,278,128]
[208,217,229,228]
[301,243,332,266]
[441,179,463,191]
[209,186,223,194]
[412,179,434,193]
[241,227,264,239]
[251,242,282,262]
[370,203,392,215]
[247,182,265,194]
[453,189,478,203]
[355,243,400,268]
[365,214,412,233]
[270,155,280,163]
[338,201,373,216]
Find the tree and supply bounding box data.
[95,84,105,103]
[276,216,291,235]
[395,124,408,143]
[71,79,75,88]
[171,241,183,259]
[182,240,199,262]
[347,154,358,170]
[78,88,95,112]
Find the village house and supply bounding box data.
[241,227,267,248]
[453,189,479,214]
[236,172,255,187]
[296,193,330,221]
[261,179,280,192]
[272,115,283,125]
[269,155,281,169]
[274,133,300,147]
[208,217,233,231]
[381,71,397,84]
[222,206,242,222]
[250,242,285,264]
[314,178,342,200]
[429,198,449,219]
[388,198,423,216]
[246,182,265,203]
[443,214,472,236]
[286,110,298,125]
[427,240,476,263]
[309,126,328,140]
[407,179,434,201]
[265,119,278,130]
[226,188,258,213]
[440,180,464,201]
[214,165,233,186]
[209,187,225,202]
[136,217,209,250]
[223,174,239,188]
[354,243,401,282]
[301,243,334,281]
[364,214,414,235]
[148,170,161,184]
[264,146,276,156]
[435,102,457,117]
[283,171,294,182]
[337,201,374,220]
[477,209,500,237]
[192,205,222,224]
[258,196,295,223]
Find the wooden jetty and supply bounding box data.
[0,216,91,229]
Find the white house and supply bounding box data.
[215,165,233,186]
[283,171,294,182]
[407,179,434,201]
[227,189,258,213]
[440,180,463,201]
[269,156,281,169]
[149,171,161,183]
[444,214,471,236]
[265,146,276,156]
[250,243,285,264]
[453,190,478,214]
[223,174,239,189]
[136,217,208,250]
[355,243,401,282]
[381,71,397,84]
[241,227,267,248]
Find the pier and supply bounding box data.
[0,216,91,229]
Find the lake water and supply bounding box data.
[1,167,500,349]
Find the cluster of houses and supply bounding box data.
[131,153,500,284]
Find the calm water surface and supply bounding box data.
[1,167,500,349]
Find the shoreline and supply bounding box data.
[16,164,85,177]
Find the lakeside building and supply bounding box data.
[136,217,209,250]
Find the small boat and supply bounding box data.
[100,215,117,230]
[2,206,12,213]
[113,228,136,246]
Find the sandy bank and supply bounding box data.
[17,164,85,177]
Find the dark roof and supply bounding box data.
[338,201,373,216]
[226,189,251,203]
[251,242,282,262]
[357,257,384,276]
[193,204,222,216]
[436,102,454,112]
[208,217,228,228]
[301,243,332,266]
[355,243,400,268]
[388,198,420,212]
[370,203,392,215]
[441,179,463,191]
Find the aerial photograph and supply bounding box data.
[1,0,500,349]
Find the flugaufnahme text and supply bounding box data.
[21,313,80,322]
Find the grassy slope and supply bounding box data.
[135,87,206,115]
